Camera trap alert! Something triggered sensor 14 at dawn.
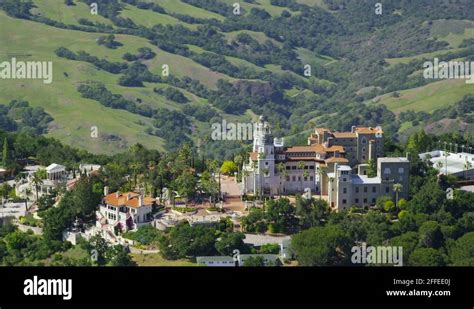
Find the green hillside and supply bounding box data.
[2,0,474,156]
[374,79,474,114]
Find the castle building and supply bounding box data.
[327,158,410,211]
[242,116,346,196]
[241,117,410,210]
[308,126,384,166]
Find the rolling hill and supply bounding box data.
[1,0,474,156]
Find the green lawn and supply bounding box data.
[131,253,197,266]
[62,245,90,261]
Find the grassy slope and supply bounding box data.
[295,0,327,8]
[224,29,283,47]
[385,48,466,66]
[430,19,474,48]
[380,19,474,115]
[374,79,474,114]
[296,47,337,66]
[120,3,198,29]
[386,19,474,66]
[31,0,114,26]
[0,12,167,154]
[0,9,246,154]
[219,0,290,17]
[151,0,225,21]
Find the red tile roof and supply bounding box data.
[104,192,155,209]
[333,132,357,138]
[285,146,319,153]
[325,157,349,163]
[355,127,383,134]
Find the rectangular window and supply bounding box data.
[372,186,376,193]
[355,187,359,193]
[364,187,368,193]
[343,188,347,194]
[355,198,359,204]
[342,199,347,204]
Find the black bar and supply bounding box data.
[0,267,472,307]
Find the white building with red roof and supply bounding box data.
[96,187,156,234]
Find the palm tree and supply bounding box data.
[130,162,143,189]
[393,183,403,210]
[443,151,450,175]
[208,160,221,201]
[234,154,243,180]
[24,188,32,212]
[436,161,443,172]
[317,167,327,199]
[25,188,32,199]
[297,161,305,192]
[302,169,309,192]
[276,163,287,197]
[464,160,472,180]
[31,172,44,202]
